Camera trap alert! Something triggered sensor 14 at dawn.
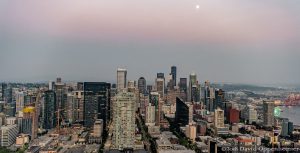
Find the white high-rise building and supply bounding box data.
[117,68,127,92]
[145,103,155,126]
[112,91,136,150]
[16,92,25,113]
[244,105,257,124]
[48,80,55,90]
[214,108,225,128]
[0,124,19,147]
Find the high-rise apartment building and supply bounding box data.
[214,108,225,128]
[112,91,136,150]
[72,90,84,123]
[145,103,155,126]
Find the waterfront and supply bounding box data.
[279,106,300,125]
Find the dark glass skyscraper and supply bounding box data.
[55,78,67,122]
[83,82,111,128]
[43,90,57,129]
[1,83,12,103]
[157,73,164,79]
[175,98,190,126]
[138,77,146,93]
[179,78,187,93]
[171,66,177,86]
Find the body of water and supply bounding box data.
[279,106,300,125]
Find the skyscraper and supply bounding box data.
[138,77,146,94]
[55,78,67,122]
[15,92,25,113]
[72,90,84,123]
[43,90,57,129]
[157,73,164,79]
[1,83,12,103]
[117,68,127,92]
[171,66,177,86]
[150,92,161,126]
[155,78,165,98]
[214,108,225,128]
[179,78,187,93]
[263,101,275,127]
[112,91,136,150]
[215,89,225,110]
[48,81,55,90]
[175,98,193,126]
[83,82,111,128]
[188,73,200,102]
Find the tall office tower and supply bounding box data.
[263,101,275,127]
[157,73,164,79]
[191,85,201,102]
[155,78,165,98]
[5,103,15,117]
[171,66,177,86]
[112,91,136,150]
[83,82,111,128]
[117,68,127,92]
[55,78,67,122]
[2,83,12,103]
[73,91,84,123]
[179,78,188,93]
[43,90,57,129]
[48,81,55,90]
[204,81,216,112]
[188,73,200,102]
[166,74,174,91]
[15,92,25,113]
[281,118,289,137]
[215,89,225,110]
[150,92,161,126]
[214,108,225,128]
[175,98,193,126]
[138,77,146,94]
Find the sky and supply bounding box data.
[0,0,299,85]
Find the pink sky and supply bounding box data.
[1,0,299,47]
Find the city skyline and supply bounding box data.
[0,0,300,85]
